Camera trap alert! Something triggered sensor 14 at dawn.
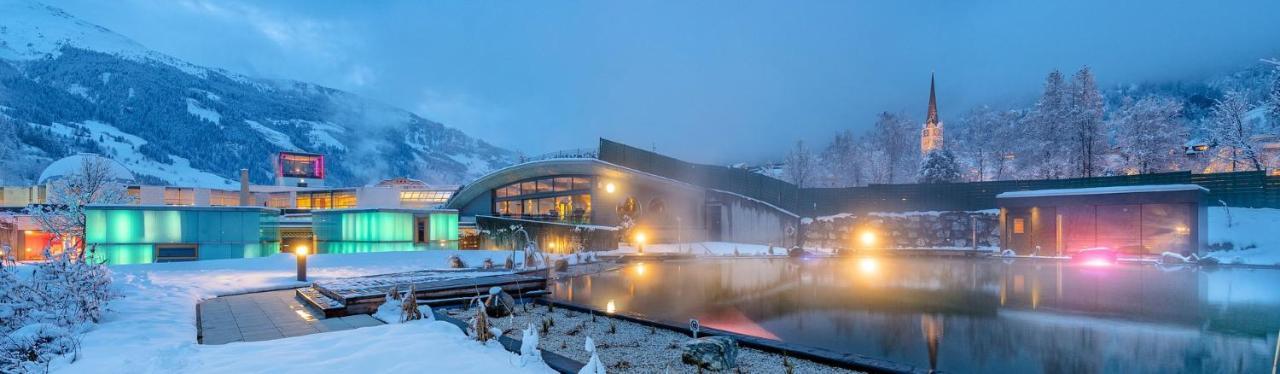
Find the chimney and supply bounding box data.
[239,169,251,206]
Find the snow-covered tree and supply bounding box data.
[1267,67,1280,128]
[1109,96,1188,174]
[918,149,962,183]
[1027,70,1073,179]
[1206,91,1264,171]
[817,130,863,187]
[951,106,1019,181]
[1068,67,1105,177]
[25,156,132,261]
[868,112,917,183]
[783,140,814,187]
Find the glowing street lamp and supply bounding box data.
[604,182,617,194]
[634,232,646,254]
[295,245,310,281]
[859,230,877,248]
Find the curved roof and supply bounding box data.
[445,158,703,209]
[38,153,136,185]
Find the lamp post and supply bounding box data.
[295,245,310,282]
[635,232,646,255]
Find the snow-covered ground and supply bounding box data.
[56,250,552,373]
[1207,206,1280,266]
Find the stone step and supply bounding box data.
[296,287,346,318]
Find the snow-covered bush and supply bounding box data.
[1,249,115,373]
[1,157,122,372]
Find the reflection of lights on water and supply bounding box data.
[634,262,646,276]
[606,300,616,314]
[1174,225,1190,236]
[1082,258,1112,267]
[858,257,878,273]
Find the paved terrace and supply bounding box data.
[197,289,383,345]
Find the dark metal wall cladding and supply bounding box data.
[598,139,1280,216]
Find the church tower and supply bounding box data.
[921,74,944,154]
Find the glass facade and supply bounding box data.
[400,190,453,208]
[1057,203,1194,255]
[313,209,459,254]
[493,176,592,223]
[83,206,280,265]
[296,190,357,209]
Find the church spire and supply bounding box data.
[921,73,944,154]
[925,73,940,126]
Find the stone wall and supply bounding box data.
[803,210,1000,250]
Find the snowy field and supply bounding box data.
[1207,207,1280,266]
[54,250,553,374]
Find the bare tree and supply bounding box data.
[1109,96,1187,174]
[869,112,916,183]
[25,156,132,261]
[1207,91,1264,172]
[784,140,814,187]
[1068,67,1105,177]
[818,130,863,187]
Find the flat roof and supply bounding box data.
[996,184,1208,199]
[85,204,282,212]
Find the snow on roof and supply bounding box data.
[38,153,136,184]
[996,184,1208,199]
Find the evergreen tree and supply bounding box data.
[918,149,962,183]
[1029,70,1071,179]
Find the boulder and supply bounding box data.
[485,290,517,318]
[787,247,808,258]
[681,336,738,371]
[553,258,569,272]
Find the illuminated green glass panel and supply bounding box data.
[428,212,459,241]
[91,244,153,265]
[85,209,106,243]
[106,209,144,244]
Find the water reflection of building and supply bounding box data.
[996,185,1208,256]
[552,258,1280,373]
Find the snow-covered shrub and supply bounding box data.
[518,323,540,366]
[579,336,605,374]
[1,157,123,372]
[1,249,115,373]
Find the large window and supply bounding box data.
[210,190,240,206]
[400,190,452,208]
[296,190,357,210]
[493,176,593,223]
[163,188,194,206]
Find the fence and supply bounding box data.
[597,139,1280,217]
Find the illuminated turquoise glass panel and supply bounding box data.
[84,207,281,265]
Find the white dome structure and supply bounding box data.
[38,153,136,185]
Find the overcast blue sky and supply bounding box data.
[49,0,1280,163]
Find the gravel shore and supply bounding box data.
[445,304,863,373]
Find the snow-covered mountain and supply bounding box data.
[0,0,516,187]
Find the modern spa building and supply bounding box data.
[996,185,1209,257]
[1,153,461,264]
[445,139,803,253]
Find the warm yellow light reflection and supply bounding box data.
[605,182,616,194]
[294,245,310,256]
[859,231,877,247]
[634,262,646,276]
[858,257,878,273]
[606,300,616,314]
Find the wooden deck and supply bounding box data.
[300,269,550,316]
